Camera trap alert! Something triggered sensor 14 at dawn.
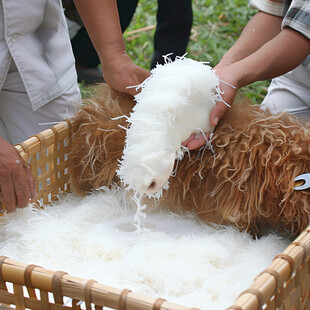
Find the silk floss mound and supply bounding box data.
[116,56,223,197]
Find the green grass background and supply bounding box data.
[122,0,270,104]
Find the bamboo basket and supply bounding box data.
[0,120,305,310]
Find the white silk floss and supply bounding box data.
[116,56,226,230]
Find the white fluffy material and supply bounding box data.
[0,188,289,310]
[117,57,221,195]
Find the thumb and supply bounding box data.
[209,102,229,127]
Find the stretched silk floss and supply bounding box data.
[117,57,221,197]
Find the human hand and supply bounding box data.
[0,137,37,211]
[102,52,150,97]
[182,66,238,150]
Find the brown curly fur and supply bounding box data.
[68,83,310,236]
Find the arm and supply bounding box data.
[217,11,282,68]
[184,17,310,150]
[73,0,150,95]
[227,27,310,87]
[211,27,310,125]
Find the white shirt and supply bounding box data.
[0,0,78,111]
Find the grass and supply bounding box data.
[123,0,270,104]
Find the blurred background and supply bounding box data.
[80,0,269,104]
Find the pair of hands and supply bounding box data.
[104,54,238,151]
[0,137,36,212]
[105,55,238,150]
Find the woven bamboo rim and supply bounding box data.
[227,226,310,309]
[15,121,73,162]
[0,229,309,310]
[15,121,75,205]
[0,257,194,310]
[8,120,310,310]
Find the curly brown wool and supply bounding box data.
[68,83,310,237]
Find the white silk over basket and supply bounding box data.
[0,187,289,310]
[117,57,221,195]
